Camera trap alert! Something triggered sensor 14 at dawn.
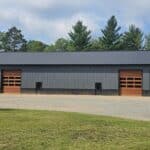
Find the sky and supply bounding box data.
[0,0,150,44]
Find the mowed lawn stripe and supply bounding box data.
[0,109,150,150]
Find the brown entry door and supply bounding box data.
[120,70,142,96]
[2,70,21,93]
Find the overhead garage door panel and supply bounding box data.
[120,70,142,96]
[2,70,21,93]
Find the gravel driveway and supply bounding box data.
[0,94,150,121]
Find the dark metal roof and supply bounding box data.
[0,51,150,65]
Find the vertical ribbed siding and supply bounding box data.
[0,71,1,89]
[142,70,150,90]
[21,66,118,90]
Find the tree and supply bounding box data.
[27,40,47,52]
[55,38,76,52]
[88,39,103,51]
[144,34,150,50]
[65,41,76,51]
[122,25,143,50]
[100,16,122,50]
[0,32,6,50]
[44,38,74,52]
[54,38,69,51]
[44,44,56,52]
[68,21,91,51]
[3,27,26,52]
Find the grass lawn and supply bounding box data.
[0,110,150,150]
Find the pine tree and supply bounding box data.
[68,21,91,51]
[144,34,150,50]
[3,27,27,52]
[122,25,143,50]
[0,32,6,50]
[100,16,122,50]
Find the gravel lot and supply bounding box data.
[0,94,150,121]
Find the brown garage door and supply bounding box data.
[2,70,21,93]
[120,70,142,96]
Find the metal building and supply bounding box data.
[0,51,150,96]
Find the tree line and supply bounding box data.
[0,16,150,52]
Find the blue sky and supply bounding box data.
[0,0,150,44]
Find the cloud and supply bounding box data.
[20,12,100,43]
[0,0,150,43]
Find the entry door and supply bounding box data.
[95,83,102,95]
[120,70,142,96]
[2,70,21,93]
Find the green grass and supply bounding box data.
[0,110,150,150]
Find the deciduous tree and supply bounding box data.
[27,40,47,52]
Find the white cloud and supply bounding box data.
[19,12,100,43]
[0,0,150,43]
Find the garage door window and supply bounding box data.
[2,76,21,86]
[120,77,142,88]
